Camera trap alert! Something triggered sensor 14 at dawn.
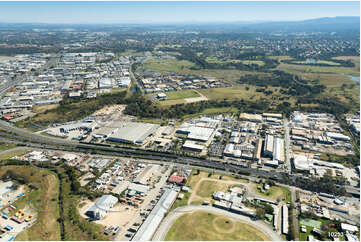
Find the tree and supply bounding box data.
[256,208,266,219]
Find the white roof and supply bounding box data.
[132,189,178,241]
[341,223,359,232]
[293,155,311,171]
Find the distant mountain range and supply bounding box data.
[0,16,359,34]
[241,16,360,33]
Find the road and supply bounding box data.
[152,205,283,241]
[284,118,291,174]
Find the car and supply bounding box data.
[125,233,132,238]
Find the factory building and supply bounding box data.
[85,195,118,220]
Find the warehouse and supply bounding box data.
[239,113,263,123]
[282,204,289,235]
[273,137,284,163]
[253,139,263,161]
[127,183,150,195]
[85,195,118,220]
[182,140,204,152]
[176,125,214,142]
[98,78,113,89]
[106,122,160,144]
[131,188,178,241]
[326,132,351,142]
[263,113,282,120]
[263,134,274,157]
[117,77,131,87]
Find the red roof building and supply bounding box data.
[168,174,184,184]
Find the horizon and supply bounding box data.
[0,1,359,24]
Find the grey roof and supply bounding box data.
[107,122,160,144]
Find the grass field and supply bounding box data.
[277,62,359,76]
[205,57,241,64]
[0,143,17,152]
[293,60,341,66]
[165,90,200,100]
[196,180,230,198]
[0,166,61,241]
[252,184,292,203]
[142,58,196,73]
[241,60,265,66]
[165,211,270,241]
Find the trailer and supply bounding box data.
[11,216,24,224]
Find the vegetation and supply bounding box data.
[0,166,61,241]
[165,211,270,241]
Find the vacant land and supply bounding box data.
[32,104,59,114]
[0,166,61,241]
[165,211,270,241]
[166,90,200,100]
[142,58,195,73]
[251,184,291,202]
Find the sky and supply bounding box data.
[0,1,359,24]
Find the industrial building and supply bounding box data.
[98,78,113,89]
[182,140,204,152]
[263,134,274,157]
[177,125,214,142]
[85,195,118,220]
[106,122,160,144]
[282,204,289,235]
[239,113,263,123]
[131,188,178,241]
[253,139,262,161]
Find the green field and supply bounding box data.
[165,211,270,241]
[241,60,265,66]
[252,184,292,203]
[0,166,61,241]
[205,56,241,64]
[293,60,341,66]
[142,58,196,73]
[164,90,200,100]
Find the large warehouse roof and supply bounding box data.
[86,194,118,216]
[107,122,160,144]
[132,188,178,241]
[177,125,214,142]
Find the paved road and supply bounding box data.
[152,205,283,241]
